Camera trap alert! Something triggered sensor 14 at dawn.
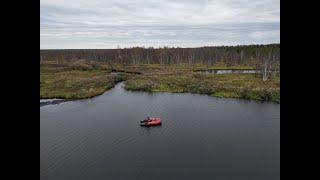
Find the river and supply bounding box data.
[40,82,280,180]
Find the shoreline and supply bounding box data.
[41,81,279,106]
[40,99,68,106]
[124,87,280,103]
[41,63,279,105]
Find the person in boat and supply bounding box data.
[146,116,151,122]
[141,116,150,123]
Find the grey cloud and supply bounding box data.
[40,0,279,49]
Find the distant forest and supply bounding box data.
[40,44,280,67]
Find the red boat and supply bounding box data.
[140,117,162,126]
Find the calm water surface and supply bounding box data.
[40,82,280,180]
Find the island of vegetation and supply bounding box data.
[40,44,280,103]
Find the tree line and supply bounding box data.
[40,44,279,66]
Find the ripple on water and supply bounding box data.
[41,82,280,180]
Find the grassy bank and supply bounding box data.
[123,64,280,103]
[40,61,280,102]
[40,61,131,99]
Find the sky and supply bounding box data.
[40,0,280,49]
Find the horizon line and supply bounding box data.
[40,43,280,50]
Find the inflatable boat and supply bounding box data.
[140,117,162,126]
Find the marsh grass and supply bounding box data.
[40,62,131,99]
[124,65,280,103]
[40,61,279,102]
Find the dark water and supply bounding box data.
[197,69,280,75]
[200,69,260,74]
[40,82,280,180]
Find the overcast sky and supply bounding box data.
[40,0,279,49]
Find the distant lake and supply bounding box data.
[196,69,280,75]
[41,82,280,180]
